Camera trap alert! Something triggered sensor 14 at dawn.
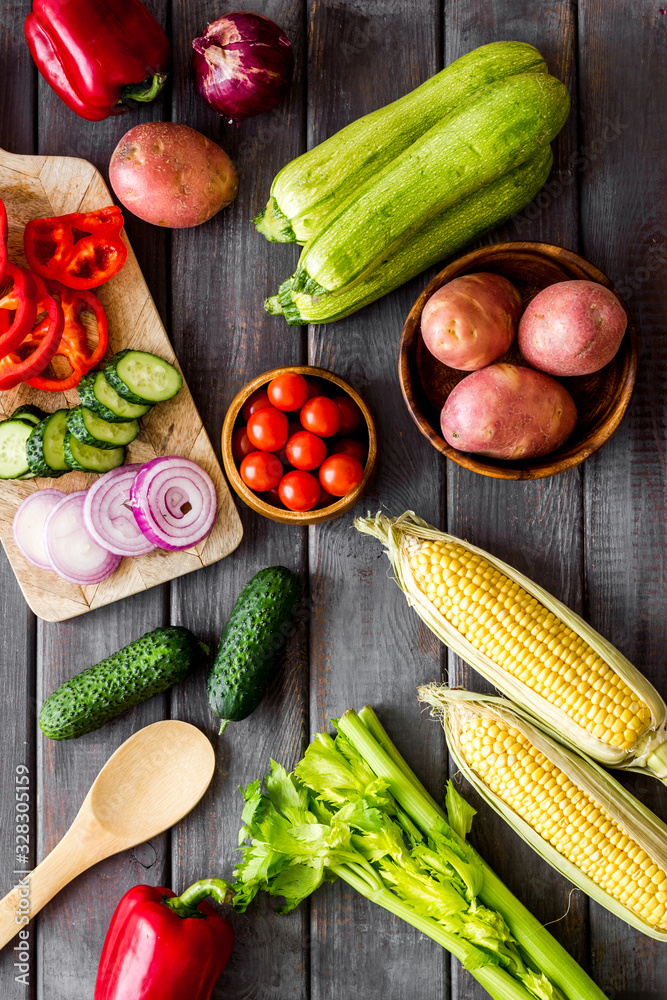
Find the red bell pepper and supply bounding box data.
[0,263,38,358]
[0,200,7,282]
[24,0,170,122]
[24,206,127,289]
[95,879,235,1000]
[25,282,109,391]
[0,275,64,390]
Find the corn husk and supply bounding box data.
[419,684,667,942]
[355,511,667,779]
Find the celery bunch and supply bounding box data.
[233,706,608,1000]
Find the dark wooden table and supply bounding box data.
[1,2,665,998]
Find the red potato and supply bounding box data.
[441,363,577,460]
[109,122,238,228]
[518,280,627,376]
[421,272,522,371]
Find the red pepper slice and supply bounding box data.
[24,0,170,122]
[23,206,128,289]
[95,879,234,1000]
[0,263,38,358]
[0,199,7,282]
[0,275,64,390]
[25,282,109,392]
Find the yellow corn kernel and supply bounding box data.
[408,538,651,750]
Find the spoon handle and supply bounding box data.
[0,830,90,950]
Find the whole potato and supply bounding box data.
[441,363,577,460]
[518,279,626,376]
[421,272,522,371]
[109,122,238,228]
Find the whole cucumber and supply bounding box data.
[207,567,301,733]
[39,626,207,740]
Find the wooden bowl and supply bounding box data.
[222,366,377,524]
[399,241,637,480]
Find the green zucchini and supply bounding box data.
[207,567,301,734]
[105,350,183,405]
[63,434,125,473]
[26,409,71,477]
[0,420,33,479]
[10,404,47,427]
[291,72,569,297]
[39,626,208,739]
[67,405,139,449]
[256,41,547,244]
[267,148,552,325]
[78,370,153,423]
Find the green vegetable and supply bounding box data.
[233,706,608,1000]
[207,566,301,734]
[78,370,153,423]
[39,626,207,740]
[267,148,552,325]
[255,41,547,244]
[0,420,33,479]
[10,404,47,427]
[26,409,71,477]
[67,405,140,449]
[291,72,569,297]
[105,349,183,405]
[63,433,125,473]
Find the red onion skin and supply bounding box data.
[192,11,294,122]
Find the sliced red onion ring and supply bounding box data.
[130,456,218,551]
[43,491,121,585]
[12,489,65,570]
[83,465,156,558]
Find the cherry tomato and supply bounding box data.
[286,430,327,471]
[267,372,309,412]
[300,396,341,437]
[276,421,302,465]
[232,426,254,463]
[334,394,362,434]
[242,388,271,422]
[240,451,283,492]
[247,406,289,451]
[305,376,325,400]
[317,489,336,508]
[331,437,368,464]
[279,470,321,511]
[264,486,284,508]
[319,454,364,497]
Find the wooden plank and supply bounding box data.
[168,2,310,998]
[32,4,173,997]
[0,155,242,621]
[578,2,667,995]
[442,3,587,999]
[0,2,37,995]
[305,3,448,999]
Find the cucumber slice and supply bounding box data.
[0,420,33,479]
[105,350,183,404]
[63,434,125,473]
[79,371,152,423]
[10,404,48,427]
[67,406,139,450]
[26,410,71,477]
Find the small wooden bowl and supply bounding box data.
[399,241,637,480]
[222,366,377,524]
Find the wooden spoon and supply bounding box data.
[0,720,215,950]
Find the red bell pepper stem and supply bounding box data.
[162,879,234,919]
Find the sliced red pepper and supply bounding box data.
[25,282,109,392]
[23,206,128,289]
[0,275,64,390]
[0,263,38,358]
[0,200,7,282]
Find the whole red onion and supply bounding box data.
[193,11,294,123]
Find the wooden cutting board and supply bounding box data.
[0,147,243,622]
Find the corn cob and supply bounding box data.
[355,512,667,779]
[419,686,667,940]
